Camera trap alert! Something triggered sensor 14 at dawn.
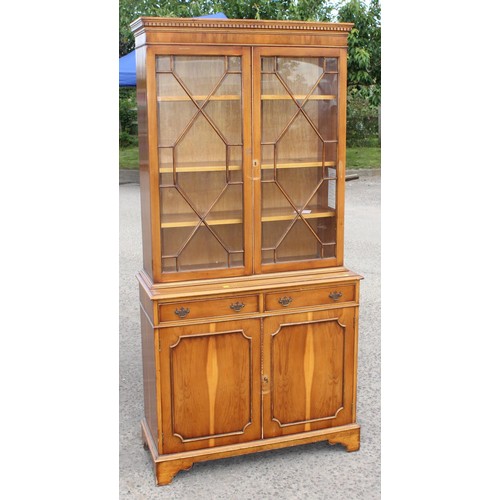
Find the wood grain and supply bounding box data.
[263,308,356,438]
[140,307,159,447]
[265,283,355,311]
[159,319,261,453]
[134,17,360,486]
[158,294,259,322]
[141,418,360,485]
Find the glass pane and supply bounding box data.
[206,184,243,232]
[276,57,323,97]
[276,166,320,209]
[262,73,288,97]
[205,74,242,145]
[176,170,227,217]
[261,55,338,266]
[312,73,338,97]
[262,220,294,250]
[262,182,292,213]
[159,148,174,185]
[156,56,171,72]
[228,56,241,72]
[325,142,338,170]
[261,144,275,181]
[275,219,320,262]
[303,99,337,141]
[178,226,228,271]
[157,101,197,147]
[261,100,297,144]
[156,54,245,274]
[173,56,225,98]
[262,248,275,264]
[229,253,244,268]
[176,114,227,171]
[275,113,322,165]
[160,186,194,217]
[157,73,187,98]
[161,226,194,257]
[325,57,338,72]
[228,146,243,183]
[162,257,177,273]
[209,222,243,253]
[262,57,276,72]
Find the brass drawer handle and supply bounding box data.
[174,307,190,318]
[278,296,293,307]
[329,291,343,301]
[230,301,245,312]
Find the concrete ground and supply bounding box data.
[119,169,381,498]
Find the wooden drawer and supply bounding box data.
[265,283,356,311]
[159,295,259,322]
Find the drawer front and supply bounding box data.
[265,283,356,311]
[159,295,259,322]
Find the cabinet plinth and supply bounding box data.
[132,16,361,485]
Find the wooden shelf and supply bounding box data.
[161,210,243,228]
[159,161,334,173]
[261,94,336,100]
[160,205,335,228]
[262,205,335,223]
[157,95,240,102]
[159,164,241,174]
[262,254,320,265]
[261,161,335,170]
[156,94,335,102]
[163,261,232,272]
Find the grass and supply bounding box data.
[346,146,380,169]
[119,145,381,170]
[119,145,140,169]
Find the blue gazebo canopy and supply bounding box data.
[119,12,228,87]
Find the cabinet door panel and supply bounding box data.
[263,308,356,438]
[150,46,252,282]
[159,319,261,453]
[253,47,346,273]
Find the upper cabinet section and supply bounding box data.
[132,18,352,284]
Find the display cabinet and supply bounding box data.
[132,16,361,485]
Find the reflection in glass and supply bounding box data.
[156,55,245,273]
[261,56,339,265]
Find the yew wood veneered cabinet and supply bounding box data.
[131,16,361,486]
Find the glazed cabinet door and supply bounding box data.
[158,319,261,453]
[148,46,252,282]
[253,47,346,273]
[262,308,357,438]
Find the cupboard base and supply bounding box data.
[141,418,360,486]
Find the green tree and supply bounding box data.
[336,0,381,104]
[335,0,380,145]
